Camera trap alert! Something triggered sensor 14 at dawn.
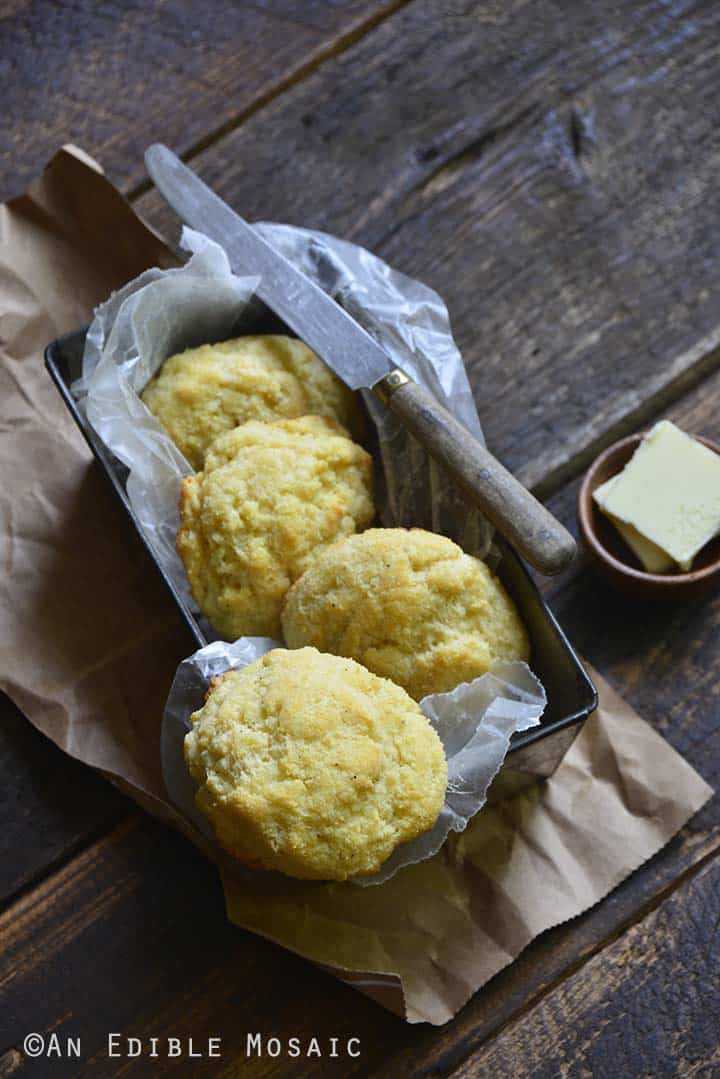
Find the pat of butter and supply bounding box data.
[595,421,720,572]
[593,478,676,573]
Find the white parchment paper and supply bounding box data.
[75,233,258,606]
[75,224,547,883]
[162,640,545,885]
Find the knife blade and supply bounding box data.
[146,144,388,391]
[144,144,576,575]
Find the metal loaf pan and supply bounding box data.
[46,326,597,800]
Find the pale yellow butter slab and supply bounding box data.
[599,421,720,571]
[593,477,676,573]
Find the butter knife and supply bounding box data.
[145,144,575,574]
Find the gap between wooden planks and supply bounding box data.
[0,0,418,912]
[450,855,720,1079]
[0,0,411,201]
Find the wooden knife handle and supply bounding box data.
[374,369,576,575]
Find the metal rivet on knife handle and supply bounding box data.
[375,368,411,403]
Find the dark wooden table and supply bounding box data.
[2,2,719,1075]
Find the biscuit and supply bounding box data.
[282,528,529,700]
[177,416,374,640]
[184,647,447,880]
[141,335,362,470]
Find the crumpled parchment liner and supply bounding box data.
[77,232,259,609]
[162,639,546,886]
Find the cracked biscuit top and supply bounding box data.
[177,415,374,640]
[184,647,448,880]
[141,335,362,470]
[282,527,529,700]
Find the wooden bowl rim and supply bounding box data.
[578,431,720,587]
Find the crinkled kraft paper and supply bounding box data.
[0,147,712,1024]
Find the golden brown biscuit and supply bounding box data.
[141,335,362,470]
[282,528,529,700]
[177,416,374,640]
[184,647,447,880]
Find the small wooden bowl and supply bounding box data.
[578,432,720,599]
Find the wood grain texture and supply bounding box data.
[0,697,127,907]
[138,0,720,492]
[450,854,720,1079]
[394,369,720,1077]
[366,368,720,1076]
[541,368,720,817]
[0,806,715,1077]
[6,0,720,905]
[0,0,402,200]
[372,374,720,1076]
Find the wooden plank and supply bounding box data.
[375,367,720,1074]
[137,0,720,491]
[450,853,720,1078]
[0,696,126,906]
[0,384,198,908]
[1,370,718,1074]
[6,0,719,914]
[0,807,715,1077]
[0,0,404,200]
[540,366,720,807]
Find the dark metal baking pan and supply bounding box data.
[45,326,597,798]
